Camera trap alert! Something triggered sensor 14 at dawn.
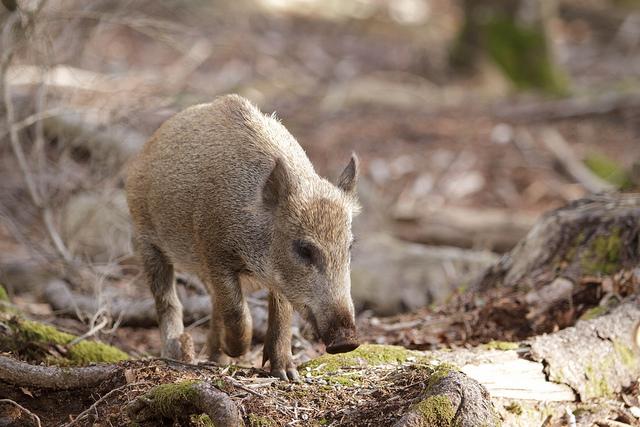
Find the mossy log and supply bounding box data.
[476,193,640,291]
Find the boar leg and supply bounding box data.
[206,292,231,364]
[207,271,252,358]
[263,291,299,381]
[137,239,183,359]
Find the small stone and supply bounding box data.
[630,406,640,418]
[491,123,513,145]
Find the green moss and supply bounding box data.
[424,363,457,392]
[190,414,214,427]
[504,402,523,415]
[6,318,128,365]
[580,227,623,275]
[0,284,17,315]
[300,344,426,373]
[585,364,613,398]
[413,395,455,427]
[248,413,275,426]
[145,380,200,419]
[483,341,519,351]
[584,153,632,189]
[299,344,428,387]
[579,306,608,321]
[612,340,636,368]
[0,284,9,302]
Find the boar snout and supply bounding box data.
[320,312,359,354]
[325,328,359,354]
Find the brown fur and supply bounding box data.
[125,94,360,380]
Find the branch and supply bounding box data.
[541,128,615,193]
[1,0,72,263]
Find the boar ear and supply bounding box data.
[336,153,359,196]
[263,157,290,209]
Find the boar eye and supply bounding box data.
[293,240,316,265]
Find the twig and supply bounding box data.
[68,315,109,346]
[0,399,42,427]
[224,375,268,398]
[1,0,73,263]
[65,381,151,427]
[596,420,633,427]
[541,128,615,193]
[0,106,66,140]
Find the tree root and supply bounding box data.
[393,371,499,427]
[0,398,42,427]
[126,380,242,426]
[0,355,118,390]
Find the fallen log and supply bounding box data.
[392,206,537,252]
[43,279,270,341]
[494,91,640,122]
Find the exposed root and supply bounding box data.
[126,380,242,426]
[393,371,499,427]
[0,355,118,390]
[0,398,42,427]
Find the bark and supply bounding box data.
[436,298,639,400]
[393,371,498,427]
[450,0,565,93]
[0,355,118,390]
[127,380,242,427]
[528,297,640,401]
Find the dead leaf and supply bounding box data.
[20,386,33,398]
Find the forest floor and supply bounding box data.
[1,1,640,426]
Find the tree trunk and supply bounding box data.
[450,0,566,93]
[475,193,640,291]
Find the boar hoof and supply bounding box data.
[326,340,359,354]
[210,351,232,365]
[271,367,300,382]
[161,338,183,360]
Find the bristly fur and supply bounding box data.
[125,94,360,378]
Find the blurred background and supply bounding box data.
[1,0,639,360]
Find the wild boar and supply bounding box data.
[125,94,360,380]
